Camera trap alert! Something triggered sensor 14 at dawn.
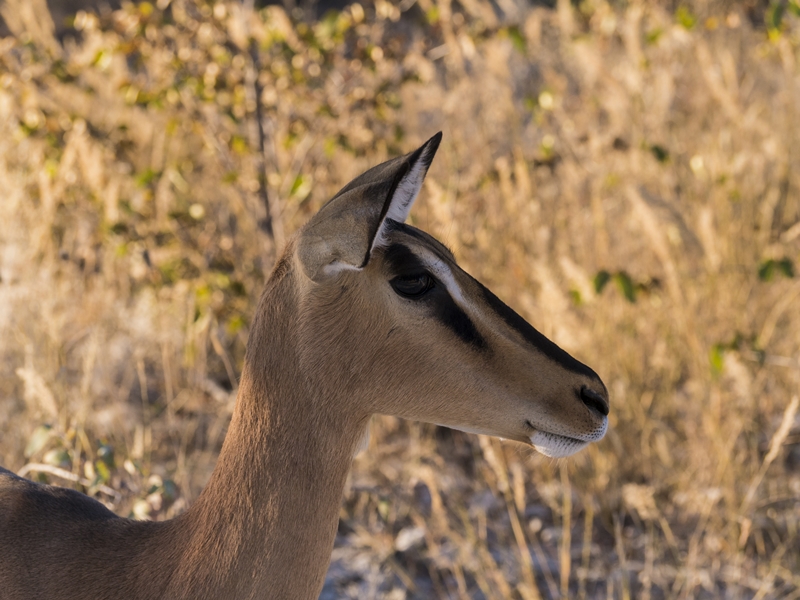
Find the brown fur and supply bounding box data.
[0,138,607,600]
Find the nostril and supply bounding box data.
[580,386,609,417]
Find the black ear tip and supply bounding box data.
[418,132,443,168]
[427,131,443,148]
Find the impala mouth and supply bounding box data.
[526,419,608,458]
[529,431,589,458]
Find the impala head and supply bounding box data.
[286,133,608,458]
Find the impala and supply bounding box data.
[0,133,609,600]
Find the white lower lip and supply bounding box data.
[530,431,589,458]
[530,417,609,457]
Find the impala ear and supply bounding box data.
[297,132,442,281]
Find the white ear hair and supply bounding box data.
[371,134,440,251]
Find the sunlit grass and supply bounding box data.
[1,0,799,597]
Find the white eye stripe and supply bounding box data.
[405,247,468,306]
[428,259,467,305]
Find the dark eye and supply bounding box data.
[390,273,434,298]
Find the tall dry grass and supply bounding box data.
[1,0,799,597]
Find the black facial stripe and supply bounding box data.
[384,243,487,351]
[433,286,488,351]
[476,280,598,379]
[383,243,429,277]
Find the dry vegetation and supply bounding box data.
[1,0,800,597]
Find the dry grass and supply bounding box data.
[1,0,800,597]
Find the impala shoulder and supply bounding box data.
[0,467,118,526]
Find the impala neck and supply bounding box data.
[166,273,367,600]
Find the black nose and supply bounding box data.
[580,386,609,417]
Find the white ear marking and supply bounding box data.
[385,153,429,224]
[371,134,440,252]
[322,261,362,277]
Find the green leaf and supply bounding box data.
[290,174,305,196]
[289,174,311,200]
[710,344,725,375]
[315,10,340,43]
[675,6,697,30]
[594,270,611,293]
[95,460,111,483]
[650,144,669,163]
[758,257,795,281]
[766,1,785,30]
[135,168,160,188]
[323,137,338,158]
[506,26,526,53]
[758,260,774,281]
[614,271,637,303]
[226,314,246,335]
[51,59,76,82]
[378,499,390,521]
[777,258,795,278]
[230,135,248,154]
[97,444,115,469]
[645,28,663,45]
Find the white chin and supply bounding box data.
[530,431,589,458]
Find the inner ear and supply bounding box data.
[369,132,442,254]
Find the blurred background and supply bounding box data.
[1,0,799,597]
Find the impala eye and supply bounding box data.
[390,273,434,298]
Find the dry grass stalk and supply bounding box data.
[739,394,800,547]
